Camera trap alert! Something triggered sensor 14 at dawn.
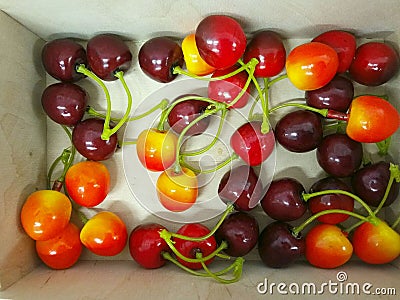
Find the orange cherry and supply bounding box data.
[156,167,198,212]
[182,33,216,76]
[286,42,339,91]
[80,211,127,256]
[20,190,72,241]
[36,222,82,269]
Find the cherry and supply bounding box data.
[136,128,178,172]
[195,15,247,69]
[41,82,88,126]
[215,212,259,257]
[208,65,251,108]
[138,37,184,83]
[286,42,339,91]
[167,94,211,136]
[352,219,400,264]
[312,30,356,73]
[243,30,286,78]
[349,41,400,86]
[173,223,217,270]
[352,161,399,207]
[80,211,128,256]
[230,121,275,166]
[305,75,354,112]
[258,221,305,268]
[305,223,353,269]
[260,177,307,221]
[129,223,171,269]
[316,133,363,177]
[308,177,354,224]
[86,34,132,81]
[218,165,263,211]
[41,38,87,82]
[36,222,82,270]
[275,110,323,153]
[72,118,118,161]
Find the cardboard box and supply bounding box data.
[0,1,399,299]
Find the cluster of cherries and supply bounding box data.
[19,14,400,282]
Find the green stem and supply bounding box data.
[302,189,376,218]
[292,208,375,236]
[100,71,133,140]
[86,98,169,123]
[267,74,288,87]
[160,204,235,242]
[180,153,239,174]
[181,109,227,157]
[375,137,391,156]
[391,214,400,229]
[198,253,244,284]
[269,102,329,116]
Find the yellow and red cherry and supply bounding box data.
[286,42,339,91]
[136,128,178,172]
[156,167,198,212]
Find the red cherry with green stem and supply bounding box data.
[86,34,132,81]
[312,30,356,73]
[260,177,307,222]
[129,223,171,269]
[139,37,184,83]
[208,65,252,109]
[349,41,400,86]
[167,94,211,136]
[72,118,118,161]
[258,221,305,268]
[352,161,399,208]
[230,120,275,166]
[243,30,286,78]
[308,177,354,224]
[41,82,89,126]
[41,38,87,82]
[195,15,247,70]
[218,165,264,211]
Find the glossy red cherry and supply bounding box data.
[230,121,275,166]
[138,37,184,83]
[195,15,247,69]
[349,42,400,86]
[243,30,286,77]
[87,34,132,81]
[41,38,87,82]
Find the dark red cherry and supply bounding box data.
[305,75,354,112]
[316,133,363,177]
[308,177,354,224]
[138,37,184,83]
[167,94,210,136]
[218,165,263,211]
[208,65,251,108]
[243,30,286,78]
[72,118,118,161]
[258,221,305,268]
[260,177,307,222]
[230,121,275,166]
[215,212,259,257]
[41,38,87,82]
[87,34,132,81]
[275,110,323,153]
[352,161,399,207]
[312,30,356,73]
[195,15,246,69]
[41,82,88,126]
